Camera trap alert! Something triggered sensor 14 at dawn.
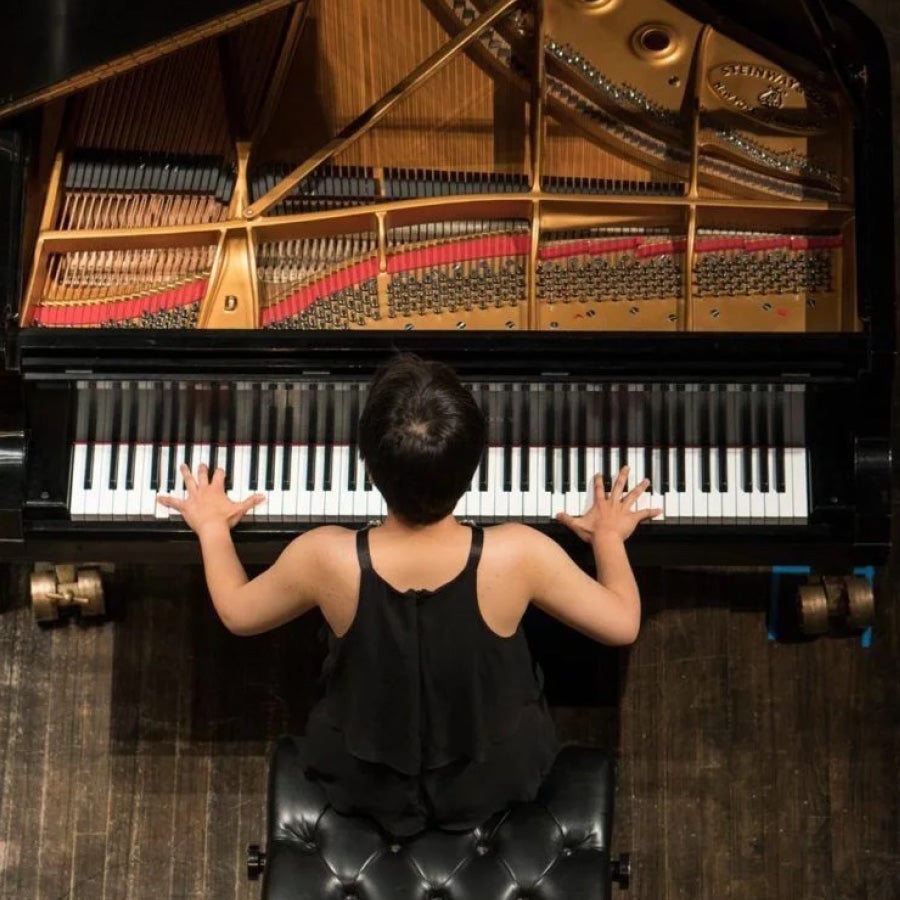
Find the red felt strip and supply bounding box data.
[32,277,206,326]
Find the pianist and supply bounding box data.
[157,354,660,835]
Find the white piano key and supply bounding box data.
[647,448,665,521]
[626,447,647,512]
[226,443,246,502]
[790,447,808,520]
[693,447,709,521]
[707,446,723,521]
[522,446,541,521]
[192,443,212,478]
[247,446,268,518]
[363,458,383,522]
[776,448,794,520]
[153,443,175,519]
[749,450,766,520]
[663,448,680,520]
[535,448,554,521]
[507,448,525,519]
[735,449,752,520]
[141,446,161,519]
[125,399,146,518]
[488,447,508,521]
[723,448,739,521]
[763,448,781,520]
[96,445,115,522]
[292,446,311,520]
[311,447,327,520]
[266,446,286,520]
[324,447,346,520]
[69,444,89,521]
[676,450,693,520]
[115,442,136,520]
[348,450,365,520]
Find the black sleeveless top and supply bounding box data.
[303,525,559,835]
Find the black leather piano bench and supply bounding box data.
[247,736,631,899]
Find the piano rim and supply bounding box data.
[9,329,872,382]
[1,519,886,569]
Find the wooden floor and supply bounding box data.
[3,0,900,897]
[1,561,898,899]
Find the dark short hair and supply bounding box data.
[359,354,485,525]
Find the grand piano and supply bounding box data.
[0,0,893,628]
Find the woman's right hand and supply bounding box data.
[555,466,662,543]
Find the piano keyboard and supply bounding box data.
[69,442,808,524]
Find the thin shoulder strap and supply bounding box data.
[356,527,373,572]
[467,525,484,569]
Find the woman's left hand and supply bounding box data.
[157,463,265,536]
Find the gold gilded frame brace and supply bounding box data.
[18,0,856,333]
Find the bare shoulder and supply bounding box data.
[482,521,558,560]
[281,524,357,568]
[282,524,355,550]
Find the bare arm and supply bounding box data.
[194,522,327,635]
[524,466,660,645]
[158,463,328,635]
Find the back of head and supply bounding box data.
[359,355,485,525]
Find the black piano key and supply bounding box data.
[560,385,571,494]
[773,388,786,493]
[642,386,653,487]
[348,385,360,491]
[84,384,98,491]
[503,388,513,493]
[125,383,138,491]
[740,386,753,492]
[323,389,335,492]
[265,385,278,492]
[283,403,294,491]
[249,383,262,490]
[478,386,489,492]
[576,388,587,492]
[617,384,629,474]
[716,385,728,492]
[109,382,123,489]
[599,386,611,492]
[307,385,319,492]
[224,384,236,491]
[675,385,686,493]
[149,383,164,491]
[167,385,180,492]
[519,387,530,493]
[362,383,373,491]
[757,387,771,493]
[660,386,672,494]
[543,387,554,493]
[700,385,711,493]
[209,383,221,475]
[184,383,197,470]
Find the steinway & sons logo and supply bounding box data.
[708,62,835,133]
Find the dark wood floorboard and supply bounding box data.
[2,560,898,900]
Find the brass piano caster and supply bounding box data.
[797,574,874,636]
[30,564,106,623]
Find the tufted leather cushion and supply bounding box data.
[260,736,617,900]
